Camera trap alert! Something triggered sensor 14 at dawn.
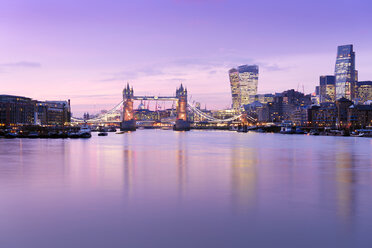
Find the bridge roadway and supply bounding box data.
[133,96,178,101]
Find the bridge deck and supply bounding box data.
[133,96,178,101]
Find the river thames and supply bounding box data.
[1,130,372,247]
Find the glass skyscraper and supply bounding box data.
[319,75,335,103]
[229,65,259,110]
[228,68,241,110]
[334,45,356,100]
[237,65,259,105]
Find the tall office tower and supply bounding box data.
[319,75,336,103]
[229,68,241,110]
[237,65,259,105]
[229,64,259,110]
[335,45,356,100]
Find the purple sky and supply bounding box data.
[1,0,372,116]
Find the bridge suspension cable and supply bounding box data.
[72,100,124,123]
[187,103,256,123]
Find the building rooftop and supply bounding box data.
[237,65,259,73]
[350,105,372,111]
[357,81,372,85]
[0,94,32,103]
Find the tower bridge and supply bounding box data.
[121,83,190,131]
[71,84,257,130]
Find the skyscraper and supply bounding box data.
[229,65,259,110]
[335,45,356,100]
[237,65,259,105]
[319,75,335,103]
[228,68,241,110]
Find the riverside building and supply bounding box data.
[35,101,71,126]
[355,81,372,104]
[0,95,35,126]
[0,94,71,126]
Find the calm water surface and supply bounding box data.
[1,130,372,248]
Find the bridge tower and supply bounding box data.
[121,83,136,131]
[174,84,190,131]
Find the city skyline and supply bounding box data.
[1,0,372,116]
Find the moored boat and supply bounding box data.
[28,131,40,138]
[68,124,92,138]
[78,125,92,138]
[5,132,18,139]
[295,127,305,134]
[309,129,320,135]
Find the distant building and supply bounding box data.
[319,75,335,103]
[247,94,274,104]
[237,65,259,105]
[315,86,320,96]
[212,109,236,120]
[228,68,241,111]
[0,95,70,126]
[229,65,259,110]
[336,97,353,128]
[308,99,372,129]
[312,86,320,105]
[36,100,71,125]
[292,106,310,126]
[251,90,311,123]
[348,104,372,129]
[308,102,337,127]
[335,45,357,100]
[0,95,35,125]
[355,81,372,104]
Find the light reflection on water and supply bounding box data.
[0,130,372,248]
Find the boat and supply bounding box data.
[98,126,108,132]
[280,121,295,134]
[28,131,40,138]
[98,132,108,136]
[68,131,80,138]
[48,131,59,138]
[58,132,68,138]
[80,133,92,138]
[108,127,116,132]
[309,129,320,135]
[280,126,294,134]
[295,127,305,134]
[354,129,372,137]
[79,125,92,138]
[68,124,92,138]
[5,132,18,138]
